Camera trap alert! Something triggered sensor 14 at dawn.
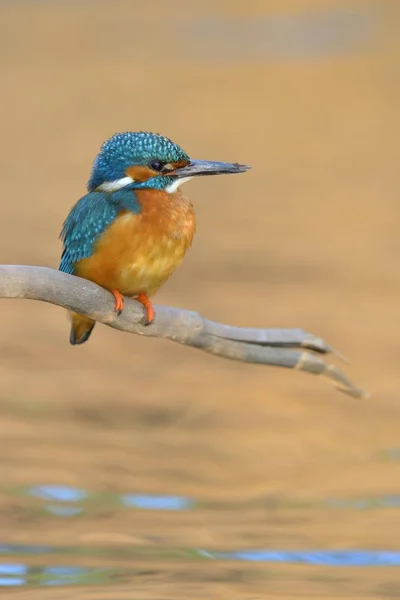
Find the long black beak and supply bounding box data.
[171,159,251,179]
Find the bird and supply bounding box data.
[59,131,250,345]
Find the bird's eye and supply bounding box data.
[150,160,164,172]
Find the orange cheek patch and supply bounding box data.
[170,160,189,169]
[126,160,190,182]
[125,165,158,182]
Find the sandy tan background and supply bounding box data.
[0,0,399,598]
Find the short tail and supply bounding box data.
[69,312,96,345]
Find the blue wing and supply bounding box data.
[59,190,139,274]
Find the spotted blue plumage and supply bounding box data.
[88,131,189,192]
[59,190,139,275]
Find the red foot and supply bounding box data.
[136,292,155,325]
[111,289,124,315]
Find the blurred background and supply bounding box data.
[0,0,399,597]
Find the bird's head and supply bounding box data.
[88,131,250,194]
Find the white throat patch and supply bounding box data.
[165,177,193,194]
[97,176,134,192]
[97,175,193,194]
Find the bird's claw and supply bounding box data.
[136,292,155,326]
[111,289,124,315]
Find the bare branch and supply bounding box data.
[0,265,367,399]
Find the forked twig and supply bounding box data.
[0,265,367,399]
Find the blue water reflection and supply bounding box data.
[0,564,27,574]
[26,484,194,513]
[1,544,400,573]
[25,483,400,515]
[28,485,87,502]
[211,549,400,566]
[121,494,193,511]
[0,577,25,586]
[0,564,27,587]
[0,563,112,587]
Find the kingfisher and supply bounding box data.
[59,131,249,345]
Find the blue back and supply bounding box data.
[59,190,139,275]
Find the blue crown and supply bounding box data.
[87,132,189,191]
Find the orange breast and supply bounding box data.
[75,189,196,297]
